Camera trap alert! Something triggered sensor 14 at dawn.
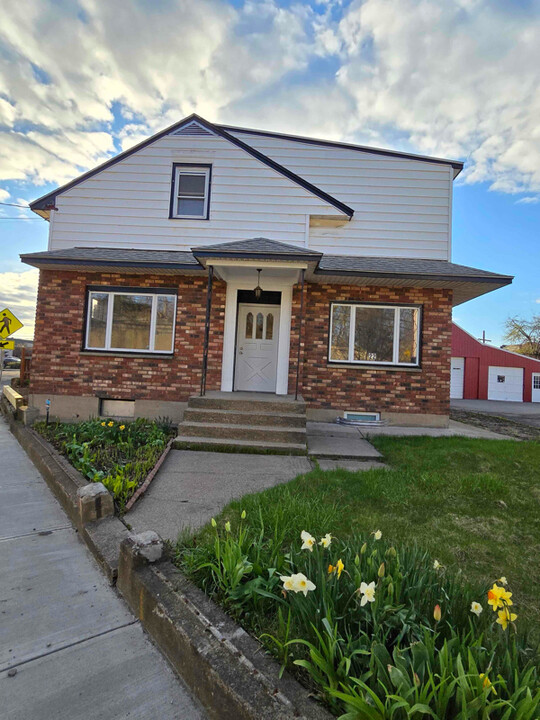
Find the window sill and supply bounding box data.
[327,362,422,372]
[80,351,174,359]
[168,215,209,221]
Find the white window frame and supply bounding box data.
[328,302,421,367]
[171,165,211,219]
[85,290,177,354]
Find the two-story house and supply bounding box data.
[23,114,511,445]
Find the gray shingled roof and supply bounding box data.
[192,238,322,257]
[317,255,512,281]
[20,247,199,267]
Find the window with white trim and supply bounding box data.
[86,290,176,353]
[329,303,421,366]
[171,164,211,218]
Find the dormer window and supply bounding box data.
[170,163,211,219]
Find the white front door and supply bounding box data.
[487,366,524,402]
[450,357,465,399]
[235,304,280,392]
[532,373,540,403]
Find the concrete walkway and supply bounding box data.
[0,416,206,720]
[129,451,314,539]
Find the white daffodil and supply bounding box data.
[291,573,316,596]
[300,530,316,552]
[319,533,333,548]
[280,575,296,592]
[498,576,508,586]
[372,530,382,541]
[471,601,483,617]
[433,559,442,570]
[359,581,376,606]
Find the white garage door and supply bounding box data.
[532,373,540,403]
[487,366,523,402]
[450,357,465,399]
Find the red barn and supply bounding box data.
[451,324,540,403]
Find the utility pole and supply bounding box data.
[477,330,491,344]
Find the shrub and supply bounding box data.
[176,515,539,719]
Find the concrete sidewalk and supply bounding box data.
[0,416,206,720]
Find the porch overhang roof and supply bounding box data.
[20,242,512,306]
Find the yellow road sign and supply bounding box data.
[0,339,14,350]
[0,308,23,338]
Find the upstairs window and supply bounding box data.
[170,164,211,219]
[329,302,421,366]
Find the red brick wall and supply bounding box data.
[30,270,225,402]
[288,283,452,416]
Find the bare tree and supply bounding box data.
[503,314,540,359]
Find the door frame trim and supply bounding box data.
[221,281,293,395]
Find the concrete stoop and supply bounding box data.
[175,392,307,455]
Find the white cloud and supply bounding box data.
[0,269,39,340]
[0,188,10,202]
[0,0,539,198]
[516,196,539,205]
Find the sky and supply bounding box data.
[0,0,539,343]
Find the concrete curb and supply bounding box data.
[2,404,334,720]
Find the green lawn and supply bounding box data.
[180,436,540,630]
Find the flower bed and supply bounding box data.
[176,514,539,719]
[35,418,176,511]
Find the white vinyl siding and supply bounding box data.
[229,132,453,260]
[49,133,339,252]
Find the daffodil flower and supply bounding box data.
[108,421,114,427]
[471,601,483,617]
[359,581,376,606]
[319,533,332,548]
[497,576,508,586]
[480,673,497,695]
[496,607,517,631]
[280,573,316,596]
[119,425,125,430]
[335,559,344,577]
[487,584,512,611]
[433,559,442,570]
[300,530,316,552]
[225,521,231,532]
[101,422,106,427]
[372,530,382,540]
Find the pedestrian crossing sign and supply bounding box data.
[0,339,14,350]
[0,308,23,339]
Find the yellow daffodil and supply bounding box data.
[496,607,517,631]
[119,425,125,430]
[108,421,114,427]
[372,530,382,540]
[101,422,106,426]
[225,521,231,532]
[359,581,376,606]
[433,559,442,570]
[471,601,483,617]
[487,584,512,611]
[328,559,344,578]
[280,573,316,596]
[480,673,497,695]
[300,530,316,552]
[319,533,332,548]
[433,604,441,622]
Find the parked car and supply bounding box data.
[3,356,21,369]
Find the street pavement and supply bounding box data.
[0,368,18,389]
[0,415,207,720]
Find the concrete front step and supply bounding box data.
[173,435,307,455]
[188,394,306,415]
[179,421,306,445]
[183,407,306,428]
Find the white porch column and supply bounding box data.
[221,282,238,392]
[275,285,293,395]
